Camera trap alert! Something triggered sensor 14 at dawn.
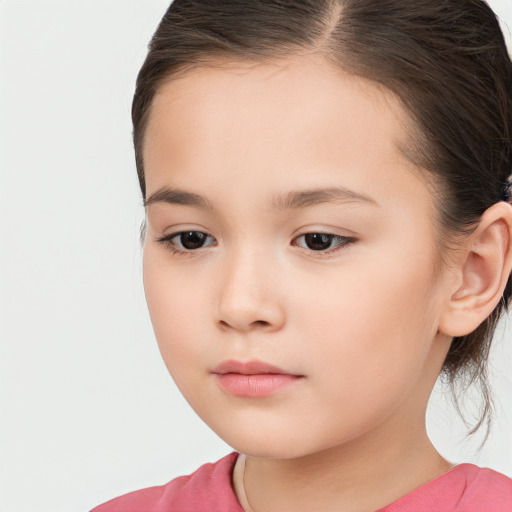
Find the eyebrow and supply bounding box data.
[144,186,379,210]
[272,187,379,210]
[144,187,215,210]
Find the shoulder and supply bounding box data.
[89,452,243,512]
[456,464,512,511]
[381,463,512,512]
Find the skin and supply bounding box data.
[141,53,509,511]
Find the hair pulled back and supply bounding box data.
[132,0,512,435]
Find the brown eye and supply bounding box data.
[304,233,335,251]
[178,231,210,250]
[294,233,355,253]
[156,230,216,254]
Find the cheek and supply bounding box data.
[295,247,441,381]
[142,251,209,372]
[286,261,441,437]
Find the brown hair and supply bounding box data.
[132,0,512,436]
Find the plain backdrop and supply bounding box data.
[1,1,512,511]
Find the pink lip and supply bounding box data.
[212,359,293,375]
[212,360,304,398]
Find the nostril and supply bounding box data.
[252,320,270,328]
[218,319,271,330]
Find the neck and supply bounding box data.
[234,420,452,512]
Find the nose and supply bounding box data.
[216,245,286,333]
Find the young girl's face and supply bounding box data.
[142,54,455,459]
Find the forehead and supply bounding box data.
[143,53,432,216]
[145,54,410,164]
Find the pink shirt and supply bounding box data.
[90,452,512,512]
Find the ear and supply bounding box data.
[439,202,512,337]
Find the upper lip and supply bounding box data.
[212,359,299,375]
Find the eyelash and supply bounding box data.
[155,230,356,258]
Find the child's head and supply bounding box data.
[134,0,512,456]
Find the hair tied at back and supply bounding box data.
[500,176,512,203]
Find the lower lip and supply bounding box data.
[215,373,303,397]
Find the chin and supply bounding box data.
[229,440,309,460]
[211,424,334,460]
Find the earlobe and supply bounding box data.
[439,202,512,337]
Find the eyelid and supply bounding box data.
[155,229,217,255]
[292,231,356,257]
[154,227,357,258]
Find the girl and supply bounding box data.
[92,0,512,510]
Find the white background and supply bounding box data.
[1,1,511,511]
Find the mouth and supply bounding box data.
[211,359,305,398]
